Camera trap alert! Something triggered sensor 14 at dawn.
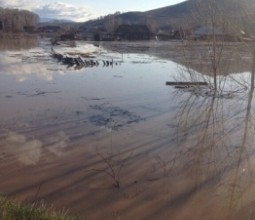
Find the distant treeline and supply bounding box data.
[0,8,39,33]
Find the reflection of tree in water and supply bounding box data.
[171,73,255,219]
[226,73,255,220]
[0,35,39,51]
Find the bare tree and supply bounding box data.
[0,7,39,33]
[175,0,254,97]
[105,12,122,34]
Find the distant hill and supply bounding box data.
[40,18,75,23]
[80,0,255,36]
[145,0,193,19]
[144,0,254,18]
[144,0,255,29]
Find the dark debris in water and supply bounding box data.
[113,75,123,78]
[89,103,144,130]
[169,82,237,99]
[81,96,106,101]
[89,115,111,127]
[17,89,61,97]
[131,61,152,64]
[51,50,121,70]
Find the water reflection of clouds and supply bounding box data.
[0,131,70,166]
[0,36,39,51]
[45,131,70,157]
[0,132,42,165]
[0,53,66,82]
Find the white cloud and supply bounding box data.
[35,2,96,22]
[0,0,42,10]
[0,0,97,22]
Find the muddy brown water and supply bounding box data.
[0,37,255,220]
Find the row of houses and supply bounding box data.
[0,23,61,34]
[80,25,186,41]
[81,24,234,41]
[11,22,242,42]
[80,25,151,41]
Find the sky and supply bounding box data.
[0,0,185,22]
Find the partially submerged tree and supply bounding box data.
[176,0,255,96]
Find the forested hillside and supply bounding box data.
[80,0,255,36]
[0,8,39,32]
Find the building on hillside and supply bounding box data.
[193,26,224,40]
[38,26,61,33]
[114,25,151,40]
[156,28,184,40]
[80,26,110,41]
[101,33,114,41]
[60,31,81,41]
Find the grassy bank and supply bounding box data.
[0,197,79,220]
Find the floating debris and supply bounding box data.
[17,89,61,97]
[166,81,208,86]
[89,103,144,130]
[51,49,119,69]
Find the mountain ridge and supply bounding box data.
[80,0,255,35]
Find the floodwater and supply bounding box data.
[0,36,255,220]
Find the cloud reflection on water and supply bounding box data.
[45,131,70,157]
[0,131,42,165]
[0,131,70,165]
[0,53,66,82]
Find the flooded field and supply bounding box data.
[0,37,255,220]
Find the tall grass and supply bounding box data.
[0,197,80,220]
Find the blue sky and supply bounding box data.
[0,0,186,21]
